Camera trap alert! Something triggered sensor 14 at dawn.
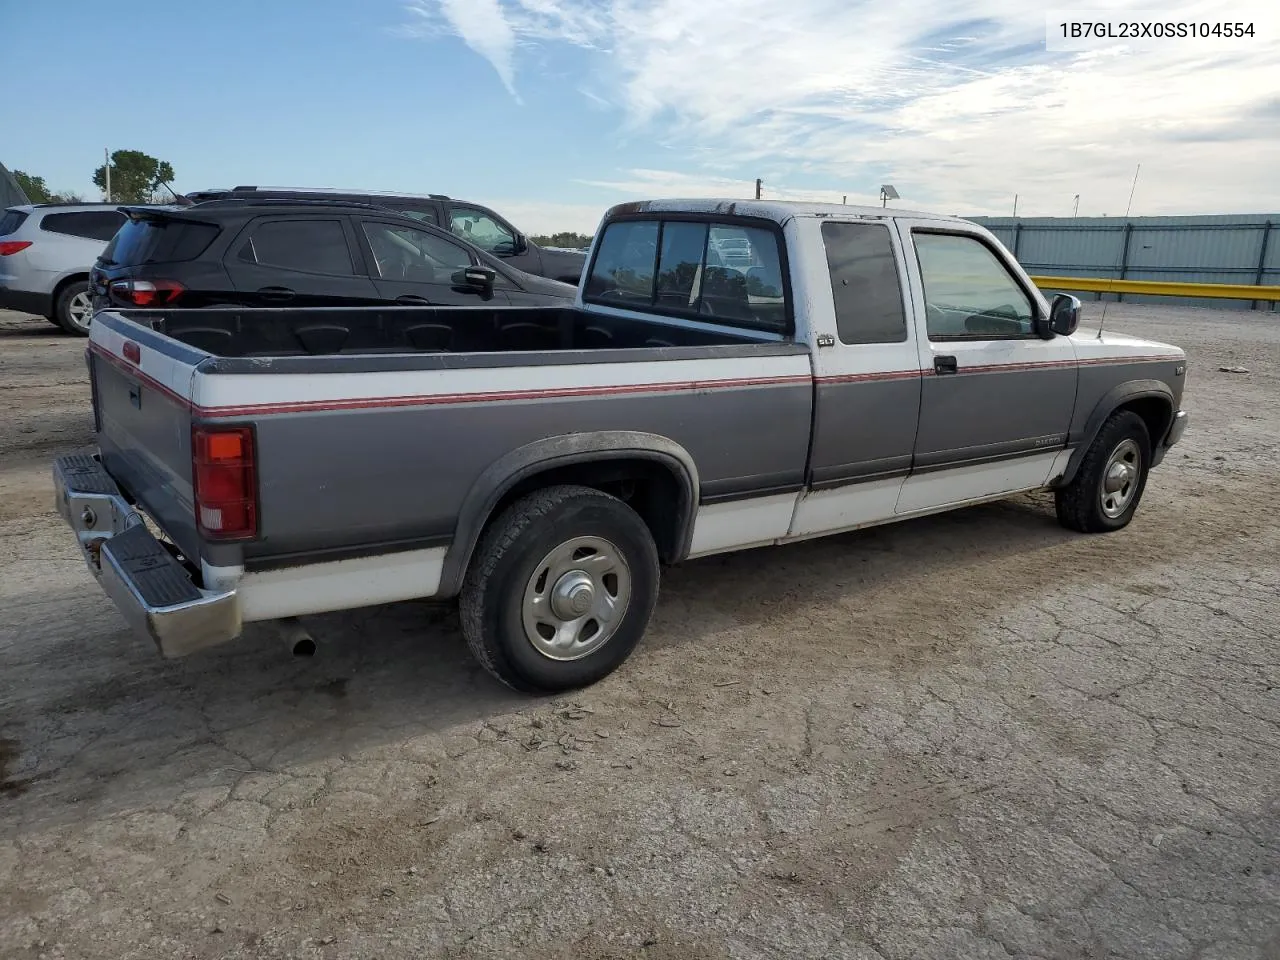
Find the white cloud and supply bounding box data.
[403,0,1280,216]
[402,0,521,99]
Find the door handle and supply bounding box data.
[395,295,432,305]
[934,355,958,375]
[256,286,295,303]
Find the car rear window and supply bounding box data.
[0,210,29,237]
[101,217,220,266]
[41,210,127,242]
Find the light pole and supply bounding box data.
[1072,194,1080,217]
[104,147,111,202]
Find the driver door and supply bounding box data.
[356,218,508,306]
[895,221,1078,514]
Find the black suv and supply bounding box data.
[89,199,579,316]
[185,186,588,285]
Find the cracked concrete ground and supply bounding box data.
[1,302,1278,960]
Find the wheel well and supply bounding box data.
[52,273,89,306]
[1116,395,1172,446]
[490,458,688,563]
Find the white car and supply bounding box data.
[0,203,128,335]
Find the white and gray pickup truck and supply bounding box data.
[55,198,1189,692]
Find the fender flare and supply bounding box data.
[1058,380,1174,486]
[436,431,701,599]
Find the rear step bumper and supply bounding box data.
[53,453,242,657]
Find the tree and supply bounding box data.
[92,149,175,203]
[530,231,593,250]
[11,170,83,204]
[13,170,52,203]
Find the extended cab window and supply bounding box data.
[821,221,907,344]
[238,219,355,276]
[585,219,789,333]
[914,232,1035,340]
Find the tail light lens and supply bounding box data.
[192,425,258,540]
[0,241,32,256]
[109,278,185,307]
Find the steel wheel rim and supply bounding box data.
[521,536,632,662]
[67,291,92,330]
[1100,438,1141,518]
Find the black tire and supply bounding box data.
[1055,410,1152,533]
[53,280,92,337]
[460,484,660,693]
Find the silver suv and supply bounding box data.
[0,203,128,335]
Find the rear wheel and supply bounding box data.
[1055,410,1152,533]
[460,484,660,692]
[54,281,92,336]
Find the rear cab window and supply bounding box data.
[101,216,220,266]
[584,217,791,334]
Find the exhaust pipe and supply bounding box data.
[278,617,317,657]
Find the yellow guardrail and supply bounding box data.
[1030,275,1280,302]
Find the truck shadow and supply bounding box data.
[0,491,1129,830]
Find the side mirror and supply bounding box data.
[1049,293,1082,336]
[512,233,529,255]
[455,265,497,296]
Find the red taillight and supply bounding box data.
[122,341,141,365]
[192,425,258,540]
[0,241,32,256]
[109,278,185,306]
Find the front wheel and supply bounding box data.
[1055,410,1152,533]
[54,281,93,336]
[460,484,660,692]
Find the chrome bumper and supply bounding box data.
[53,454,241,658]
[1165,410,1189,448]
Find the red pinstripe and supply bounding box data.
[88,341,1183,420]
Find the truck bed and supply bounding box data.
[121,305,775,358]
[86,306,814,583]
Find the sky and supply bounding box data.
[2,0,1279,234]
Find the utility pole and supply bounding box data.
[1013,193,1018,217]
[1072,194,1080,217]
[754,178,762,200]
[104,147,111,202]
[842,195,847,205]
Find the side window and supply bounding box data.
[584,219,790,333]
[394,206,440,226]
[821,221,907,344]
[449,207,515,255]
[41,210,127,242]
[237,219,355,276]
[913,232,1035,340]
[363,221,473,282]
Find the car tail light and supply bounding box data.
[0,241,32,256]
[109,278,185,306]
[192,425,258,540]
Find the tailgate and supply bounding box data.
[88,312,204,559]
